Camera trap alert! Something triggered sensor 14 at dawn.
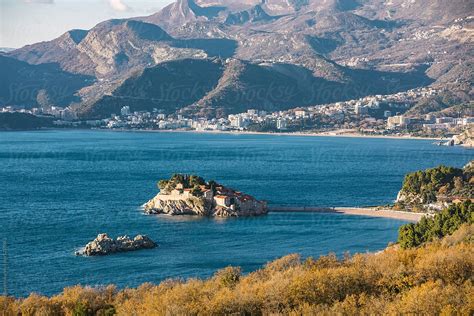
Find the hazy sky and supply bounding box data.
[0,0,174,48]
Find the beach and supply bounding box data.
[107,128,442,141]
[268,206,426,222]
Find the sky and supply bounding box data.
[0,0,174,48]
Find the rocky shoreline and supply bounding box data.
[144,197,268,217]
[77,234,157,256]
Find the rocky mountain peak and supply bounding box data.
[144,0,226,27]
[66,29,89,45]
[87,19,172,42]
[225,4,273,25]
[262,0,309,14]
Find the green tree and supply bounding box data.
[189,175,205,187]
[398,201,473,249]
[191,186,203,197]
[158,180,169,190]
[398,224,419,249]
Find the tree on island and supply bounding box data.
[157,174,210,194]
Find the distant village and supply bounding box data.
[2,86,473,139]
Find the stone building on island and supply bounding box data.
[144,174,268,217]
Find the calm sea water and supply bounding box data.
[0,130,472,297]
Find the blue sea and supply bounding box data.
[0,130,472,297]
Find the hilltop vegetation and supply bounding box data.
[2,203,473,315]
[396,162,473,212]
[157,174,209,196]
[0,112,53,130]
[405,89,472,117]
[398,201,473,249]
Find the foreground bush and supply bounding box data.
[2,223,473,315]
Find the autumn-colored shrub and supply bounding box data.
[2,224,473,315]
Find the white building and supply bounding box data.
[425,114,435,123]
[422,123,451,130]
[60,108,77,121]
[277,118,287,130]
[387,115,411,129]
[355,104,369,115]
[247,109,257,116]
[436,117,454,124]
[460,117,474,125]
[295,110,307,118]
[228,114,249,129]
[120,106,130,116]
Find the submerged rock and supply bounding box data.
[78,233,157,256]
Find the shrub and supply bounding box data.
[213,267,241,288]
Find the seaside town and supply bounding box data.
[2,86,473,144]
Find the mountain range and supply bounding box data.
[1,0,473,118]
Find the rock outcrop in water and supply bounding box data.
[453,129,474,148]
[144,174,268,217]
[78,234,157,256]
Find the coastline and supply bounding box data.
[3,127,448,142]
[268,206,426,222]
[101,128,443,141]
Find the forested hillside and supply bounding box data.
[396,162,473,212]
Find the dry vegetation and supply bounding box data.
[1,222,473,315]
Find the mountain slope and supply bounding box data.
[9,30,95,76]
[225,5,274,25]
[0,55,92,107]
[76,56,432,119]
[360,0,474,23]
[4,0,472,118]
[187,59,311,117]
[77,59,224,118]
[9,19,235,78]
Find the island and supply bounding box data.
[77,234,157,256]
[144,174,268,217]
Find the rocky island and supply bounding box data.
[144,174,268,217]
[77,234,157,256]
